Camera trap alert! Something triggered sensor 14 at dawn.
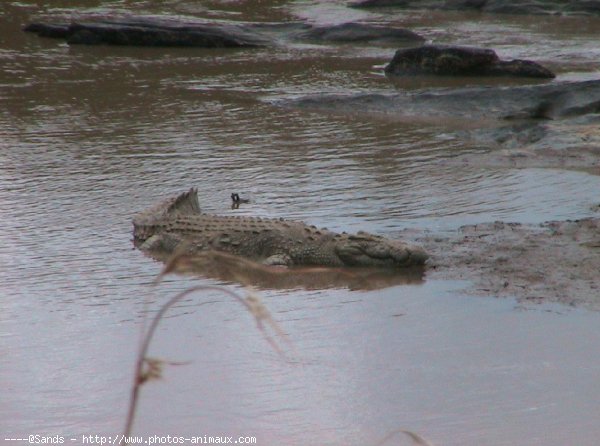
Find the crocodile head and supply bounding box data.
[334,232,428,268]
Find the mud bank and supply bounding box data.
[283,80,600,173]
[448,120,600,174]
[412,217,600,309]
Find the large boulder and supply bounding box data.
[384,45,555,78]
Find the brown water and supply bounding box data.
[2,1,600,445]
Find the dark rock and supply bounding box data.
[385,45,555,78]
[24,16,424,48]
[69,18,269,47]
[23,22,71,39]
[295,22,424,43]
[25,16,270,48]
[67,28,104,45]
[385,45,498,76]
[350,0,600,15]
[485,59,556,79]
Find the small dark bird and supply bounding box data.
[231,193,250,204]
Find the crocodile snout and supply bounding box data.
[336,240,428,268]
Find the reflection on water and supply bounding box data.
[140,249,425,291]
[2,1,600,445]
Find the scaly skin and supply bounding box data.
[132,189,428,268]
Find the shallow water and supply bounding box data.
[1,1,600,445]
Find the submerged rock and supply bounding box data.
[350,0,600,16]
[22,22,70,39]
[281,80,600,170]
[287,80,600,124]
[294,22,424,43]
[483,59,556,78]
[385,45,555,78]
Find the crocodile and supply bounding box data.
[132,188,428,268]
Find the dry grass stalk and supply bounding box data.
[374,429,434,446]
[126,249,429,446]
[138,358,191,384]
[122,252,290,444]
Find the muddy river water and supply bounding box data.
[1,1,600,445]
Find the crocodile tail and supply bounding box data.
[133,188,201,230]
[133,188,201,243]
[165,188,201,216]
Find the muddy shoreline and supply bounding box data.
[405,216,600,310]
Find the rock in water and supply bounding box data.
[385,45,555,78]
[24,16,269,48]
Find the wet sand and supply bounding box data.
[411,216,600,310]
